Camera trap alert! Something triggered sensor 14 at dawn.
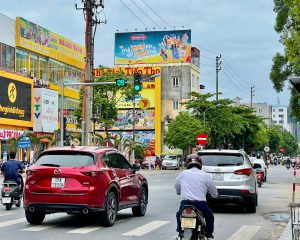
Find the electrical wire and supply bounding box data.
[200,62,215,68]
[119,0,150,30]
[130,0,164,30]
[141,0,173,29]
[221,67,249,94]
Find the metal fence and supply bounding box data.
[291,203,300,239]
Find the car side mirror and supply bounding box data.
[132,164,140,172]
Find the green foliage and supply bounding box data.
[133,144,145,160]
[164,112,204,151]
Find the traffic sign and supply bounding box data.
[264,146,270,152]
[17,140,31,149]
[196,133,208,145]
[280,147,284,154]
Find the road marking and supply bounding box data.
[0,212,15,217]
[228,225,261,240]
[68,225,103,234]
[22,224,55,232]
[122,220,170,236]
[0,217,25,228]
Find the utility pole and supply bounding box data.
[76,0,105,145]
[216,55,222,101]
[250,85,255,109]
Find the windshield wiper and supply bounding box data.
[217,163,236,166]
[40,163,61,167]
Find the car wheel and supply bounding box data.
[16,198,21,207]
[132,186,148,216]
[100,191,117,227]
[246,197,257,213]
[25,209,46,224]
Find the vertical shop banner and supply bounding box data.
[114,30,191,65]
[15,17,85,68]
[34,88,58,133]
[0,73,33,127]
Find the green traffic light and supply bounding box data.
[134,84,142,91]
[116,79,126,87]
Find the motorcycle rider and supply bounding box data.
[0,151,24,193]
[175,154,218,239]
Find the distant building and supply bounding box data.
[271,105,290,132]
[243,103,272,127]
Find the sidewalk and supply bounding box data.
[280,219,292,240]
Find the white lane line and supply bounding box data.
[0,217,25,228]
[228,225,261,240]
[68,225,103,234]
[122,220,170,236]
[0,212,15,217]
[21,224,55,232]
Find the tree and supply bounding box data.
[164,112,204,156]
[270,0,300,120]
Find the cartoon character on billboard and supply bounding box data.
[159,41,168,61]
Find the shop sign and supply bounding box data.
[94,66,161,77]
[0,130,25,140]
[0,75,32,123]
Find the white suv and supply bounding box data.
[198,149,257,213]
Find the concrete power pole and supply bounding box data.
[250,86,255,109]
[76,0,105,146]
[216,55,222,101]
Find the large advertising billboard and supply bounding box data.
[34,88,58,133]
[114,30,191,65]
[15,17,85,69]
[0,72,33,127]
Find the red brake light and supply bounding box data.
[240,190,250,194]
[80,171,97,177]
[234,168,252,176]
[182,208,197,217]
[185,209,192,215]
[4,187,11,192]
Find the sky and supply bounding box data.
[2,0,291,105]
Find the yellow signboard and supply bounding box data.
[15,17,85,69]
[139,98,150,110]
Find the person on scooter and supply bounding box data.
[254,154,267,182]
[0,151,24,193]
[175,154,218,240]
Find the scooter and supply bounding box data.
[179,205,207,240]
[286,163,291,169]
[1,181,22,210]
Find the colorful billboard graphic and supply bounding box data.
[15,17,85,69]
[114,30,191,65]
[113,109,155,130]
[0,72,33,127]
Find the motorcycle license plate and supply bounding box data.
[51,178,65,188]
[181,218,196,229]
[2,197,11,204]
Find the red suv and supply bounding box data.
[23,146,148,226]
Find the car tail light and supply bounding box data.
[4,187,11,192]
[240,190,250,194]
[80,171,97,177]
[182,208,197,217]
[234,168,252,176]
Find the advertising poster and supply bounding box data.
[34,88,58,133]
[15,17,85,68]
[0,73,32,127]
[115,30,191,65]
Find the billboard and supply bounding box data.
[0,72,33,127]
[34,88,58,133]
[15,17,85,69]
[114,30,191,65]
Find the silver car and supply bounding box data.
[162,155,180,170]
[198,149,257,213]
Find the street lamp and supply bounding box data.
[203,103,221,126]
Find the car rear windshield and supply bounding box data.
[198,153,244,167]
[34,151,95,167]
[164,155,177,160]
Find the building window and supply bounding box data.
[273,115,275,118]
[272,108,275,112]
[279,114,284,118]
[279,108,284,112]
[30,54,38,78]
[259,109,262,113]
[39,57,48,81]
[273,120,277,123]
[173,101,179,110]
[1,43,14,71]
[279,120,284,124]
[172,77,179,87]
[16,49,28,75]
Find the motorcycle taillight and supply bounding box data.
[4,187,11,192]
[182,208,197,218]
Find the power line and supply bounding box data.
[141,0,173,29]
[200,62,215,68]
[130,0,164,30]
[222,67,249,94]
[119,0,150,30]
[221,64,251,90]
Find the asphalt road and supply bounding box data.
[0,166,294,240]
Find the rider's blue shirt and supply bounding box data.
[1,160,23,184]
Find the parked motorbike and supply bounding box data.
[180,205,207,240]
[1,181,22,210]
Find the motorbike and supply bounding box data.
[255,170,264,188]
[286,163,291,169]
[180,205,207,240]
[1,180,22,210]
[292,162,296,169]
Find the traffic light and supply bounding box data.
[116,78,127,87]
[133,73,142,92]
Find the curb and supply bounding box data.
[279,219,292,240]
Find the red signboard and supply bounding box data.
[196,133,208,145]
[280,147,284,154]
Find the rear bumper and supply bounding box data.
[208,189,256,205]
[23,203,104,213]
